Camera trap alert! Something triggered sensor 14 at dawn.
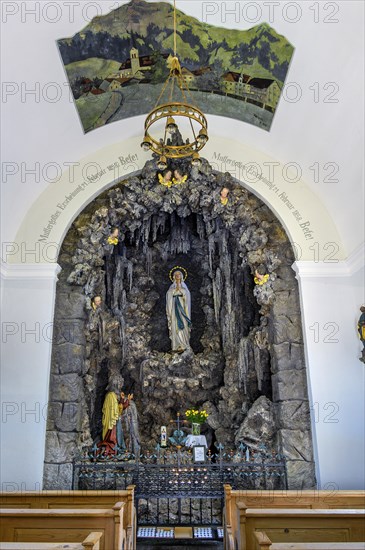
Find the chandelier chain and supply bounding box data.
[140,0,208,162]
[154,74,172,110]
[169,75,174,103]
[173,0,177,57]
[178,71,196,107]
[189,116,197,147]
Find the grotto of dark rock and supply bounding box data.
[44,157,315,490]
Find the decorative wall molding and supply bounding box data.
[346,242,365,276]
[2,246,363,283]
[0,262,62,281]
[292,243,364,279]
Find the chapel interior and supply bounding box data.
[1,0,364,549]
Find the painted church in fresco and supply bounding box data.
[58,0,294,132]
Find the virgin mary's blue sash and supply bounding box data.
[173,293,191,330]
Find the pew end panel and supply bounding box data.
[254,530,273,550]
[0,531,103,550]
[254,531,365,550]
[224,487,365,549]
[246,509,365,550]
[0,487,136,548]
[0,508,123,550]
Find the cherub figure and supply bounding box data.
[158,170,173,188]
[106,226,124,256]
[220,187,230,206]
[107,227,119,245]
[173,169,188,185]
[254,270,269,286]
[91,295,102,310]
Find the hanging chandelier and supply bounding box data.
[140,0,208,169]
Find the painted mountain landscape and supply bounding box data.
[58,0,294,133]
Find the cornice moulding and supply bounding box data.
[292,243,364,278]
[345,242,365,276]
[0,262,62,281]
[1,242,363,281]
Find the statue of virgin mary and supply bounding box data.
[166,268,192,352]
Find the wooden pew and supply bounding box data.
[0,488,136,550]
[0,506,124,550]
[235,507,365,550]
[0,545,84,550]
[0,531,103,550]
[224,486,365,511]
[254,531,365,550]
[224,485,365,550]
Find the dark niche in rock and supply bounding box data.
[44,158,316,490]
[124,214,208,355]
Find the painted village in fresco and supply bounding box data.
[58,0,294,133]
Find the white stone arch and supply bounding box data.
[3,135,364,491]
[12,135,344,265]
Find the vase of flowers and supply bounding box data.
[185,409,208,436]
[192,422,201,435]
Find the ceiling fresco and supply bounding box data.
[58,0,294,133]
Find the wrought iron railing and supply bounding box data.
[73,442,287,494]
[73,443,286,525]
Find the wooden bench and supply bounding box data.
[0,506,124,550]
[232,507,365,550]
[224,486,365,550]
[0,488,136,550]
[0,531,103,550]
[224,486,365,511]
[254,531,365,550]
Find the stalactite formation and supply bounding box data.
[44,159,315,490]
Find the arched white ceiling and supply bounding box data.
[13,135,344,263]
[1,0,364,259]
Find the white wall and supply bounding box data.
[1,257,364,490]
[294,256,365,489]
[0,265,60,491]
[0,0,364,491]
[1,1,364,255]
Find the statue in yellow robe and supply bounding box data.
[99,380,139,456]
[99,382,132,455]
[102,390,122,441]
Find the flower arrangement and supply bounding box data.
[185,409,208,424]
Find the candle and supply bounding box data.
[161,426,167,448]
